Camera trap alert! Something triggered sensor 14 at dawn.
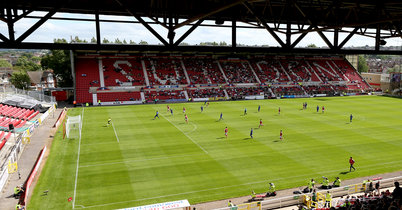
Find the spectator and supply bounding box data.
[392,181,402,201]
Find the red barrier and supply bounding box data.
[23,146,47,204]
[53,108,67,128]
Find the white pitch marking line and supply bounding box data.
[79,153,199,168]
[186,121,198,134]
[160,113,208,154]
[111,121,120,143]
[72,106,85,209]
[74,159,402,209]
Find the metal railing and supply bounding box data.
[1,86,56,104]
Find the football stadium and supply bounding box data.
[0,1,402,210]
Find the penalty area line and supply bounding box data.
[111,122,120,143]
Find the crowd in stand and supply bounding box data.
[184,59,226,84]
[222,62,257,83]
[271,86,305,96]
[143,89,186,101]
[329,181,402,210]
[303,85,334,94]
[187,88,225,98]
[226,87,273,99]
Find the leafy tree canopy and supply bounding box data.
[0,59,12,68]
[358,55,369,73]
[10,72,30,89]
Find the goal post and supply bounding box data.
[65,115,82,139]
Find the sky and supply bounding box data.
[1,11,402,48]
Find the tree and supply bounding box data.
[139,40,148,45]
[41,49,72,87]
[307,43,317,48]
[90,37,97,43]
[0,59,12,68]
[115,38,122,44]
[10,72,30,89]
[358,55,369,73]
[102,38,110,44]
[71,36,87,43]
[15,55,41,71]
[129,40,136,45]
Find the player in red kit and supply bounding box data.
[185,114,188,124]
[183,107,186,114]
[259,119,264,128]
[322,106,325,113]
[278,107,281,115]
[280,130,283,140]
[224,127,228,139]
[167,105,170,112]
[349,157,356,172]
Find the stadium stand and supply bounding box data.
[219,60,258,84]
[75,55,371,103]
[144,58,188,86]
[143,89,186,101]
[96,91,142,102]
[183,58,226,84]
[187,88,226,99]
[75,58,100,103]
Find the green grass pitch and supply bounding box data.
[28,96,402,209]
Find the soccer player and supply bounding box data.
[250,128,253,139]
[349,157,356,172]
[167,105,170,112]
[259,119,263,128]
[154,111,160,119]
[244,108,247,115]
[107,117,112,127]
[224,127,228,138]
[207,102,210,107]
[219,112,223,121]
[317,105,319,112]
[350,114,353,122]
[278,107,281,115]
[322,106,325,113]
[258,105,261,112]
[279,130,283,140]
[185,114,188,124]
[201,106,204,112]
[170,108,173,116]
[183,107,186,114]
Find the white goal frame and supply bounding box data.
[66,115,82,139]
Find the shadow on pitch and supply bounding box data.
[216,137,225,139]
[273,140,280,142]
[339,171,350,175]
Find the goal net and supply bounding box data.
[65,115,82,139]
